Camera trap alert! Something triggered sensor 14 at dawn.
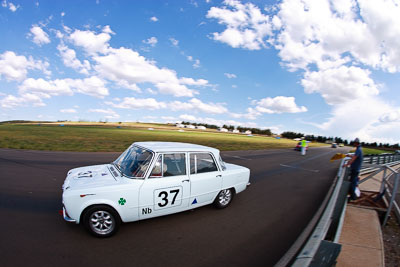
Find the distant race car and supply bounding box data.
[331,143,338,148]
[62,142,250,237]
[295,141,308,151]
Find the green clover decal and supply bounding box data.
[118,198,126,205]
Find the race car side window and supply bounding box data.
[219,155,227,171]
[150,153,186,178]
[163,153,186,177]
[150,155,163,177]
[190,153,218,174]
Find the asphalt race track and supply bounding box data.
[0,146,348,267]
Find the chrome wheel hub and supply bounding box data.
[218,189,232,206]
[89,211,114,235]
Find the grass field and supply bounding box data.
[0,122,391,154]
[360,147,391,155]
[0,123,327,152]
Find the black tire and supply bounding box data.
[213,188,234,209]
[82,205,121,238]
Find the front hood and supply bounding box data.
[62,164,119,191]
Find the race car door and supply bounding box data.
[139,153,190,219]
[188,152,222,206]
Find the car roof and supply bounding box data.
[133,141,220,154]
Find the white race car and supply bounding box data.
[62,142,250,237]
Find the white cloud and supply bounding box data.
[169,38,179,47]
[186,55,201,69]
[18,76,108,100]
[115,80,141,92]
[93,47,199,97]
[0,51,51,82]
[19,78,73,98]
[150,16,158,22]
[29,25,51,46]
[170,98,228,114]
[146,88,157,95]
[274,0,400,74]
[358,0,400,73]
[179,114,197,121]
[142,37,158,47]
[206,0,400,142]
[206,0,273,50]
[301,66,379,105]
[193,59,200,68]
[311,96,398,143]
[107,97,228,115]
[272,0,400,143]
[57,44,91,75]
[0,93,45,108]
[253,96,307,114]
[55,30,64,39]
[8,2,17,11]
[2,1,19,12]
[379,110,400,123]
[179,77,209,86]
[60,108,77,113]
[107,97,167,110]
[88,108,120,119]
[60,26,209,98]
[67,76,108,98]
[224,72,237,78]
[207,0,389,108]
[69,26,113,55]
[230,107,260,120]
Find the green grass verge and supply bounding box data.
[362,147,391,155]
[348,147,389,155]
[0,124,327,152]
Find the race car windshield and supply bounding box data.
[113,145,153,178]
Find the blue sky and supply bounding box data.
[1,0,400,144]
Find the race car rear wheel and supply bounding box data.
[214,188,234,209]
[83,205,120,238]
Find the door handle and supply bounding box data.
[182,179,190,183]
[216,175,222,178]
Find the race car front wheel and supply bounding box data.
[83,205,120,238]
[214,188,234,209]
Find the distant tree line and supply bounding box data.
[235,126,272,136]
[180,121,272,135]
[281,131,352,145]
[180,121,219,129]
[1,120,43,124]
[281,131,400,150]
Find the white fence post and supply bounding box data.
[383,172,399,226]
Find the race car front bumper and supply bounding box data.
[63,206,76,223]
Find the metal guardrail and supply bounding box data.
[276,157,350,267]
[360,154,400,175]
[359,165,400,226]
[276,154,400,266]
[363,153,400,165]
[384,168,400,225]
